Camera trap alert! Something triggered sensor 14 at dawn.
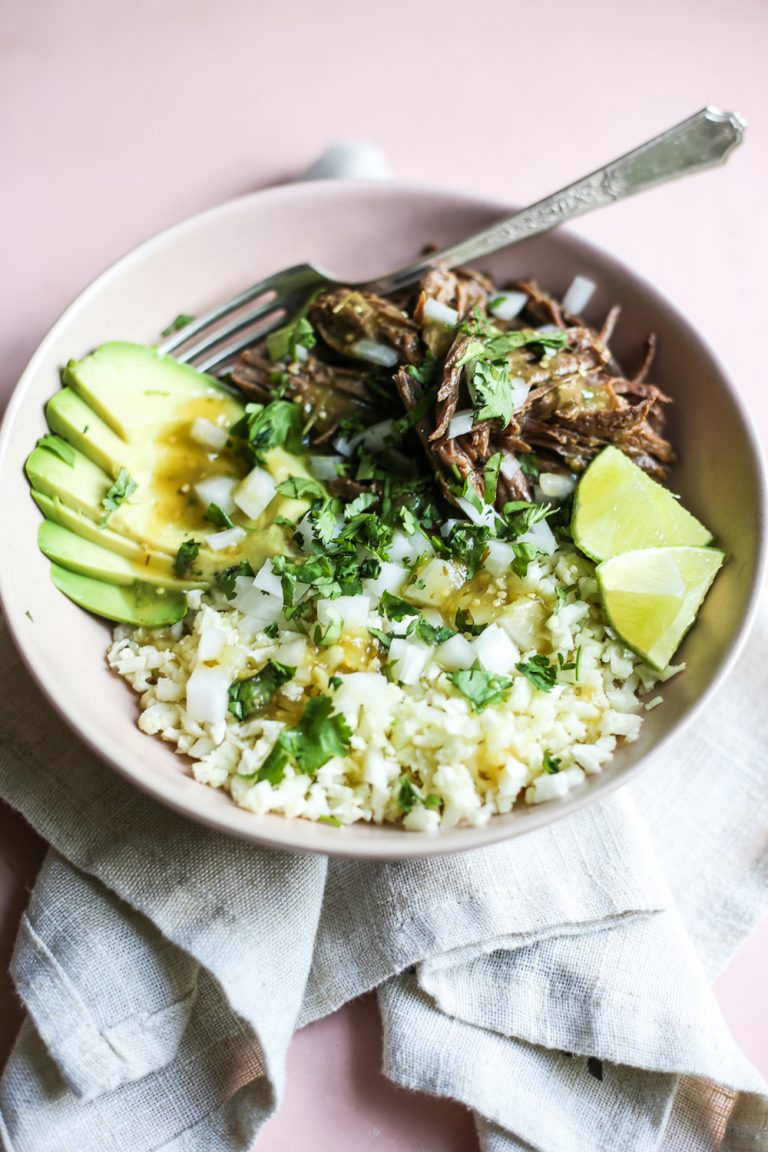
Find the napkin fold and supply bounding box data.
[1,145,767,1152]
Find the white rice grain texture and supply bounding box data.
[107,546,661,830]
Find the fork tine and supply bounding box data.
[158,276,278,355]
[173,295,280,365]
[195,311,287,375]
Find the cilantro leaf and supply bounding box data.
[314,613,342,649]
[174,539,200,577]
[368,626,393,651]
[516,655,557,692]
[228,660,296,721]
[205,502,235,530]
[101,467,137,522]
[454,607,486,636]
[276,476,326,502]
[256,695,352,784]
[379,591,418,621]
[160,313,195,337]
[543,750,562,774]
[230,400,304,460]
[518,453,540,479]
[447,663,512,711]
[483,452,503,505]
[215,560,254,599]
[398,777,420,813]
[266,316,317,363]
[416,619,457,645]
[36,434,75,466]
[344,491,377,519]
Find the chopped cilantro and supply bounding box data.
[344,491,377,519]
[423,793,441,809]
[456,326,567,427]
[160,313,195,337]
[516,654,557,692]
[574,646,582,680]
[483,452,503,505]
[205,502,235,530]
[518,453,540,479]
[174,539,200,577]
[454,607,486,636]
[215,560,254,600]
[510,541,540,578]
[314,613,342,649]
[228,660,296,721]
[101,467,137,522]
[379,591,417,621]
[447,663,512,711]
[276,476,326,502]
[329,675,343,689]
[442,522,491,578]
[266,317,317,363]
[416,619,457,645]
[256,695,352,784]
[318,815,342,827]
[36,435,75,466]
[230,400,304,460]
[24,610,33,622]
[543,750,562,774]
[368,626,393,651]
[398,777,420,813]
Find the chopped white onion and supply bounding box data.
[295,513,315,553]
[190,417,230,451]
[537,323,561,335]
[275,637,307,666]
[500,453,523,482]
[389,530,426,564]
[483,539,517,577]
[538,472,576,500]
[434,633,475,671]
[390,613,420,637]
[234,466,277,521]
[363,561,408,600]
[205,526,246,552]
[456,495,497,529]
[489,291,528,322]
[186,663,230,724]
[334,672,396,725]
[331,433,354,457]
[518,517,557,556]
[197,628,226,663]
[243,593,284,630]
[347,418,397,455]
[560,275,596,316]
[509,376,531,410]
[316,595,371,632]
[440,518,460,539]
[349,339,399,368]
[471,624,519,675]
[422,297,459,328]
[194,475,238,515]
[447,410,474,439]
[293,343,310,362]
[253,560,283,598]
[389,638,432,686]
[308,454,344,481]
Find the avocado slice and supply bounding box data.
[38,520,198,592]
[31,490,174,565]
[50,563,187,627]
[62,341,242,443]
[46,387,127,476]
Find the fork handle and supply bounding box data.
[366,107,745,297]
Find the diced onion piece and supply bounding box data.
[295,513,314,553]
[363,561,408,600]
[406,557,464,608]
[447,410,474,439]
[509,376,531,410]
[440,518,460,539]
[294,343,310,362]
[334,672,399,726]
[471,624,519,675]
[434,633,475,671]
[538,472,576,500]
[388,529,433,565]
[560,275,596,316]
[308,454,344,481]
[390,614,420,637]
[483,539,517,577]
[232,575,259,609]
[190,417,230,451]
[242,593,284,630]
[500,453,523,482]
[332,433,354,457]
[518,517,557,555]
[205,526,246,552]
[348,418,397,454]
[527,766,585,804]
[389,638,432,685]
[197,628,226,663]
[194,475,238,515]
[253,560,283,598]
[456,495,497,529]
[186,663,230,724]
[537,323,561,335]
[489,290,528,322]
[422,298,459,328]
[234,466,277,521]
[349,339,399,368]
[316,594,371,632]
[275,636,307,666]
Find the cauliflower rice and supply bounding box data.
[108,543,675,831]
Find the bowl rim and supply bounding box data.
[1,177,765,859]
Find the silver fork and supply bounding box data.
[159,107,745,376]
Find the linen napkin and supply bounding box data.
[1,145,767,1152]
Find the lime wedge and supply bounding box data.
[572,446,712,562]
[596,546,724,670]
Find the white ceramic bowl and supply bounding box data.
[0,181,764,858]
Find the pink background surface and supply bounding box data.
[1,0,767,1146]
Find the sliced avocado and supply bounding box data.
[46,388,127,476]
[31,490,173,564]
[63,341,242,443]
[38,520,200,592]
[26,443,114,522]
[50,563,187,627]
